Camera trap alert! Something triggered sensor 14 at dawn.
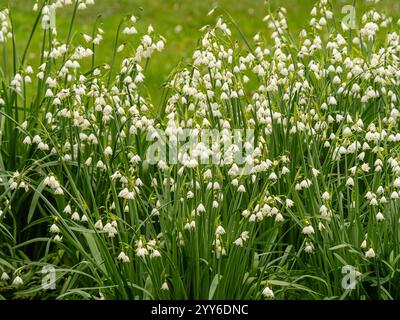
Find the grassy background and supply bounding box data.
[2,0,400,101]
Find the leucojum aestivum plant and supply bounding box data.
[0,0,400,300]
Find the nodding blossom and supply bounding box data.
[376,212,384,222]
[262,286,274,298]
[161,282,169,290]
[302,225,315,235]
[12,276,23,287]
[118,252,130,263]
[365,248,376,259]
[50,224,60,234]
[215,225,225,235]
[1,272,10,281]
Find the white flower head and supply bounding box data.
[302,225,315,235]
[215,225,225,235]
[365,248,376,258]
[12,276,23,286]
[376,212,384,222]
[1,272,10,281]
[50,224,60,234]
[262,286,274,298]
[161,282,169,290]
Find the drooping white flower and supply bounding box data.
[376,212,384,222]
[63,205,72,214]
[103,223,118,237]
[151,250,161,258]
[262,286,274,298]
[233,238,244,247]
[71,211,80,221]
[321,192,330,201]
[136,247,149,257]
[23,136,32,145]
[12,276,23,286]
[346,177,354,187]
[50,224,60,234]
[104,146,113,156]
[32,135,42,144]
[1,272,10,281]
[197,203,206,213]
[360,240,367,249]
[304,242,314,253]
[365,248,376,258]
[302,225,315,235]
[118,252,130,263]
[161,282,169,290]
[275,213,284,222]
[215,225,225,235]
[118,188,135,200]
[95,220,103,230]
[184,220,196,230]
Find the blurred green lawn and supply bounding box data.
[1,0,399,102]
